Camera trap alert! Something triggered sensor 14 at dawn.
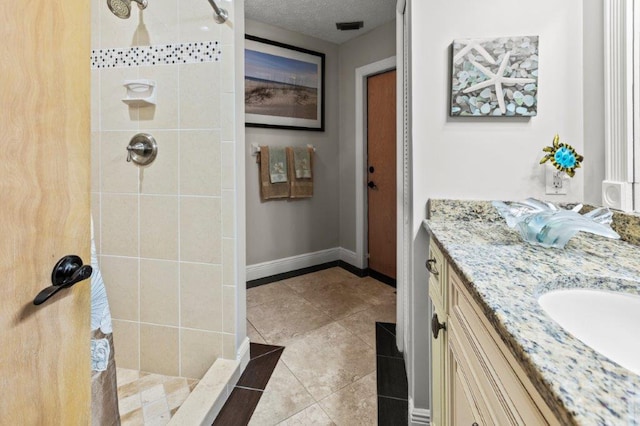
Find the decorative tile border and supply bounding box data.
[91,41,221,69]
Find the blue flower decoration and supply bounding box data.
[540,134,583,177]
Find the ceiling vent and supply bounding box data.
[336,21,364,31]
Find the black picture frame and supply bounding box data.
[245,35,325,131]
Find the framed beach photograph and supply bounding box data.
[245,35,325,131]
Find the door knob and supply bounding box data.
[367,181,378,189]
[33,255,93,305]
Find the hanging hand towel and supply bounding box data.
[293,147,312,178]
[259,146,290,200]
[269,146,288,183]
[287,146,314,198]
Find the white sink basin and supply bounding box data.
[538,288,640,375]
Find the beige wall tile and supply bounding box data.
[180,329,222,379]
[91,70,100,131]
[222,238,234,287]
[140,195,179,260]
[139,130,179,195]
[179,62,220,129]
[180,197,221,263]
[222,285,235,334]
[221,190,234,238]
[100,255,139,321]
[99,0,139,49]
[91,132,100,193]
[100,131,139,194]
[140,324,179,376]
[100,67,139,131]
[101,194,138,256]
[112,320,140,370]
[139,0,178,46]
[91,194,101,254]
[220,142,234,190]
[220,92,234,141]
[178,0,221,43]
[220,46,234,94]
[180,130,221,196]
[138,65,179,130]
[180,262,222,331]
[140,259,179,326]
[222,333,235,359]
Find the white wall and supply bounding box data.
[583,0,606,205]
[245,20,341,266]
[338,21,396,252]
[408,0,585,414]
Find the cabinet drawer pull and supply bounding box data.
[431,313,446,339]
[472,423,478,426]
[426,258,438,275]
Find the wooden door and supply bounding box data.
[0,0,92,423]
[367,70,396,279]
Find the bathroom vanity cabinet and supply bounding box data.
[428,240,559,426]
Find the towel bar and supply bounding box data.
[251,144,316,156]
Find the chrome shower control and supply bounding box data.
[126,133,157,166]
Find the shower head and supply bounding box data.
[107,0,148,19]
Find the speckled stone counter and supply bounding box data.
[424,200,640,425]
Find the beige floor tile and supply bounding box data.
[247,292,333,346]
[247,281,300,308]
[297,280,372,320]
[338,301,397,348]
[162,377,189,395]
[248,361,315,426]
[140,384,166,404]
[247,320,267,344]
[121,407,145,426]
[117,368,141,387]
[118,392,142,416]
[280,322,376,401]
[319,372,377,426]
[142,397,170,424]
[349,277,397,306]
[278,404,335,425]
[166,386,191,411]
[281,268,356,293]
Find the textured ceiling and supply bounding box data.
[245,0,396,44]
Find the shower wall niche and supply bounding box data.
[91,0,242,379]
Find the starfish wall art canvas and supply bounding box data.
[450,36,539,117]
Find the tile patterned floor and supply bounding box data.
[246,267,398,425]
[116,368,199,425]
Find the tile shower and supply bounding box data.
[90,0,240,382]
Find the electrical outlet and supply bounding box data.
[545,167,568,195]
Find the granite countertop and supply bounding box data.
[423,200,640,425]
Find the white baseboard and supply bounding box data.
[339,247,360,267]
[246,247,341,281]
[409,397,431,425]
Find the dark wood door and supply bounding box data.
[367,70,396,279]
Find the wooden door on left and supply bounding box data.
[0,0,92,423]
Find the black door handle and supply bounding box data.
[367,181,378,189]
[33,255,93,305]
